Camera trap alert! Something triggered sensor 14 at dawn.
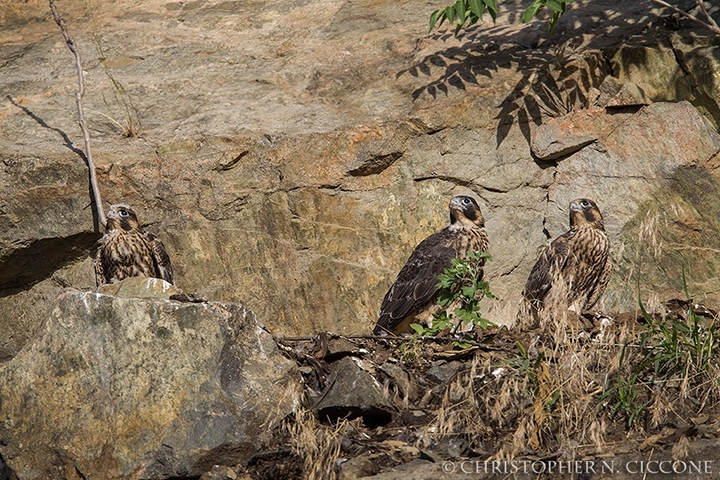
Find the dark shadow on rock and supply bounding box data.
[0,231,100,293]
[246,448,303,480]
[0,454,9,480]
[318,405,393,429]
[193,442,258,477]
[6,95,85,158]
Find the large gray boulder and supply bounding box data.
[0,279,301,479]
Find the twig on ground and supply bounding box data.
[650,0,720,35]
[275,333,514,352]
[49,0,106,229]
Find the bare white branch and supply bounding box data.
[49,0,107,229]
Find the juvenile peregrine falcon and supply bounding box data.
[95,204,174,286]
[373,195,489,335]
[523,198,611,312]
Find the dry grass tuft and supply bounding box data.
[672,435,690,461]
[285,406,347,480]
[423,289,720,462]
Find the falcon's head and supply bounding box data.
[106,204,141,232]
[449,195,485,227]
[569,198,604,229]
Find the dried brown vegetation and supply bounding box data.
[285,407,347,480]
[263,294,720,479]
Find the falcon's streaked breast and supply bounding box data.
[95,204,174,287]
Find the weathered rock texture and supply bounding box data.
[535,102,720,309]
[315,355,392,427]
[1,0,720,355]
[0,279,301,479]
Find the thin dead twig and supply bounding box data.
[650,0,720,35]
[696,0,720,30]
[275,333,513,352]
[49,0,106,229]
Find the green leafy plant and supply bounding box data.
[429,1,720,38]
[429,0,575,36]
[638,275,719,380]
[429,0,498,36]
[398,335,424,364]
[601,272,720,428]
[509,341,543,393]
[634,304,719,417]
[410,251,495,337]
[599,345,648,428]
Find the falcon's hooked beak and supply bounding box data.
[449,196,465,211]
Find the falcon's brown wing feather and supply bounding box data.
[145,231,174,285]
[94,247,106,287]
[523,231,572,303]
[374,230,457,335]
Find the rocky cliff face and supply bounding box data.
[2,1,720,349]
[2,1,720,479]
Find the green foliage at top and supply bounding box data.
[410,251,495,337]
[429,0,576,36]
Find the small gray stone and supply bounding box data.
[426,361,462,385]
[339,455,376,480]
[316,356,392,427]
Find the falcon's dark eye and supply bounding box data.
[581,200,590,208]
[462,198,471,205]
[119,210,129,217]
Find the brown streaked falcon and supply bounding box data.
[523,198,611,312]
[373,195,489,336]
[95,204,174,286]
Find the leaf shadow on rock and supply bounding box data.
[397,3,693,149]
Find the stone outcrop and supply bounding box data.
[609,37,720,130]
[315,355,392,427]
[1,0,720,357]
[0,279,301,479]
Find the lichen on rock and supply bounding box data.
[0,279,301,479]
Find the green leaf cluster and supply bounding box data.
[429,0,497,36]
[510,341,543,393]
[599,345,648,428]
[638,299,718,382]
[429,0,576,36]
[410,251,495,337]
